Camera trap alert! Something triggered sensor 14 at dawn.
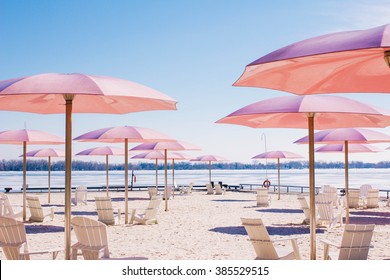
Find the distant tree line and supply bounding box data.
[0,159,390,171]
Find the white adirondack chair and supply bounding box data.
[256,188,270,207]
[206,183,214,195]
[321,224,375,260]
[129,196,162,225]
[180,182,194,194]
[347,189,361,209]
[322,185,339,208]
[73,186,88,206]
[364,189,379,208]
[241,217,301,260]
[297,195,311,224]
[71,216,110,259]
[0,216,62,259]
[0,193,22,219]
[214,183,226,195]
[147,187,159,199]
[95,196,121,226]
[71,216,148,260]
[316,201,343,228]
[26,196,54,222]
[359,184,372,199]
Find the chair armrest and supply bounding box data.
[270,237,301,260]
[320,239,339,248]
[20,247,63,260]
[271,236,299,243]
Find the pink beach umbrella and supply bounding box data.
[130,141,200,210]
[76,146,124,195]
[234,24,390,94]
[252,151,303,200]
[0,129,64,221]
[315,143,382,153]
[295,128,390,223]
[74,126,174,221]
[0,73,177,260]
[216,95,390,260]
[23,148,65,204]
[190,154,228,183]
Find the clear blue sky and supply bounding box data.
[1,0,390,164]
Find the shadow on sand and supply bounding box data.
[209,224,325,236]
[347,210,390,225]
[212,199,255,203]
[25,225,64,234]
[255,208,303,214]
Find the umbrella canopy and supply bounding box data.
[190,154,228,183]
[0,129,64,221]
[23,148,65,204]
[234,24,390,94]
[295,128,390,223]
[75,146,124,195]
[130,140,200,210]
[216,95,390,260]
[315,143,382,153]
[252,151,303,200]
[74,126,174,220]
[0,73,177,260]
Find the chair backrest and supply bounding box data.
[0,216,28,260]
[95,196,115,225]
[348,190,361,208]
[297,195,310,221]
[256,188,269,206]
[316,193,332,204]
[143,197,162,220]
[338,224,375,260]
[214,183,223,195]
[75,186,88,205]
[71,216,109,260]
[366,189,379,208]
[322,185,335,193]
[206,183,214,194]
[316,201,335,224]
[241,217,279,260]
[188,182,194,193]
[26,196,45,222]
[322,185,338,207]
[148,187,158,199]
[0,193,18,217]
[360,184,372,198]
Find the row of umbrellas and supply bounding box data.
[0,24,389,261]
[0,73,227,259]
[217,23,390,260]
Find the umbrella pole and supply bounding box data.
[344,141,349,224]
[155,158,158,191]
[164,149,168,211]
[209,161,211,183]
[277,158,281,200]
[22,141,27,222]
[125,139,129,223]
[106,154,109,196]
[64,94,73,260]
[308,113,316,260]
[172,159,175,198]
[48,156,51,204]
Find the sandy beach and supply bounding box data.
[1,189,390,260]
